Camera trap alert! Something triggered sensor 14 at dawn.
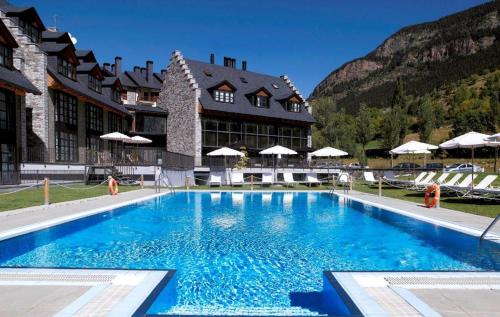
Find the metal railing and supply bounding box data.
[21,147,194,170]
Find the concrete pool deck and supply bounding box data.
[0,189,498,316]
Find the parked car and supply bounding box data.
[444,163,484,173]
[393,162,420,169]
[348,162,369,169]
[424,163,444,170]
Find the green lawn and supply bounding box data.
[353,182,499,218]
[0,184,141,212]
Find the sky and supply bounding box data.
[12,0,489,96]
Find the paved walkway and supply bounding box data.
[0,188,159,234]
[344,190,500,236]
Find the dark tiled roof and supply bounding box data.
[0,66,40,94]
[39,42,70,53]
[124,70,162,90]
[118,72,137,88]
[185,59,315,124]
[75,50,97,63]
[76,62,98,73]
[41,31,71,43]
[47,67,129,116]
[102,76,120,86]
[0,3,46,30]
[0,19,17,47]
[125,103,168,115]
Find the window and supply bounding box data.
[254,95,269,108]
[88,75,102,93]
[214,90,234,103]
[55,131,77,162]
[86,104,103,132]
[54,91,77,126]
[272,84,279,89]
[17,18,41,43]
[0,44,13,68]
[57,57,76,80]
[135,115,166,134]
[1,143,16,174]
[86,135,102,152]
[112,89,121,103]
[108,112,123,132]
[0,90,15,131]
[240,77,248,83]
[285,101,301,112]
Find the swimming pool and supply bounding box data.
[0,192,498,315]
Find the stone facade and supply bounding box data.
[157,51,201,165]
[1,13,49,150]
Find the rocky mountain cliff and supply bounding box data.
[310,1,500,113]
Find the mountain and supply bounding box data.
[310,1,500,113]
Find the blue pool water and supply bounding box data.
[0,192,498,315]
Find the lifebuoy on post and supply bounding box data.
[108,176,119,195]
[425,183,440,208]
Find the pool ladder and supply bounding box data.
[480,214,500,240]
[156,171,176,195]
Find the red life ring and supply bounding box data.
[424,183,440,208]
[108,177,119,195]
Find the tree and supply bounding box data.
[356,104,376,151]
[451,110,496,137]
[381,78,408,149]
[416,96,435,142]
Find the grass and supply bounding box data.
[353,181,499,218]
[0,184,141,212]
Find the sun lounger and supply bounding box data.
[231,172,244,186]
[283,172,296,187]
[442,174,477,192]
[261,173,273,187]
[471,175,499,196]
[442,173,463,186]
[416,172,436,186]
[383,171,398,183]
[208,174,222,187]
[363,172,377,185]
[305,173,321,187]
[397,172,427,185]
[435,173,450,184]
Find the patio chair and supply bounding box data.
[231,172,244,186]
[261,173,273,187]
[383,171,398,183]
[305,173,321,187]
[363,171,377,185]
[471,175,499,196]
[283,172,296,187]
[208,174,222,187]
[442,173,463,186]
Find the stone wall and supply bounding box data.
[1,13,49,151]
[157,51,200,165]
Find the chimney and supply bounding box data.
[210,53,215,64]
[103,63,110,72]
[140,67,146,74]
[242,60,247,71]
[111,64,115,74]
[146,60,153,82]
[114,57,122,75]
[161,69,167,75]
[133,66,140,72]
[223,57,229,67]
[232,58,236,68]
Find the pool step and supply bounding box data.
[165,305,327,316]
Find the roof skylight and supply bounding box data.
[240,77,248,83]
[203,70,212,77]
[272,83,279,89]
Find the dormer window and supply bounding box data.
[57,57,76,80]
[88,75,102,93]
[248,88,271,108]
[214,90,234,103]
[17,18,41,43]
[0,44,13,68]
[112,89,121,103]
[285,101,301,113]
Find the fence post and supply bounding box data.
[250,175,254,191]
[140,174,144,189]
[44,177,49,205]
[349,175,353,191]
[378,177,382,197]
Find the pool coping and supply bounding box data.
[324,271,500,317]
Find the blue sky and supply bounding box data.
[13,0,489,96]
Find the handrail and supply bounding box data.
[480,214,500,240]
[156,170,175,194]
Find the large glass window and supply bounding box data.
[250,95,269,108]
[135,114,166,134]
[0,44,13,68]
[54,91,77,125]
[213,90,234,103]
[201,117,308,150]
[108,112,123,132]
[86,104,103,133]
[88,75,102,93]
[17,18,41,43]
[112,89,121,103]
[0,90,15,131]
[55,131,77,162]
[57,57,76,80]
